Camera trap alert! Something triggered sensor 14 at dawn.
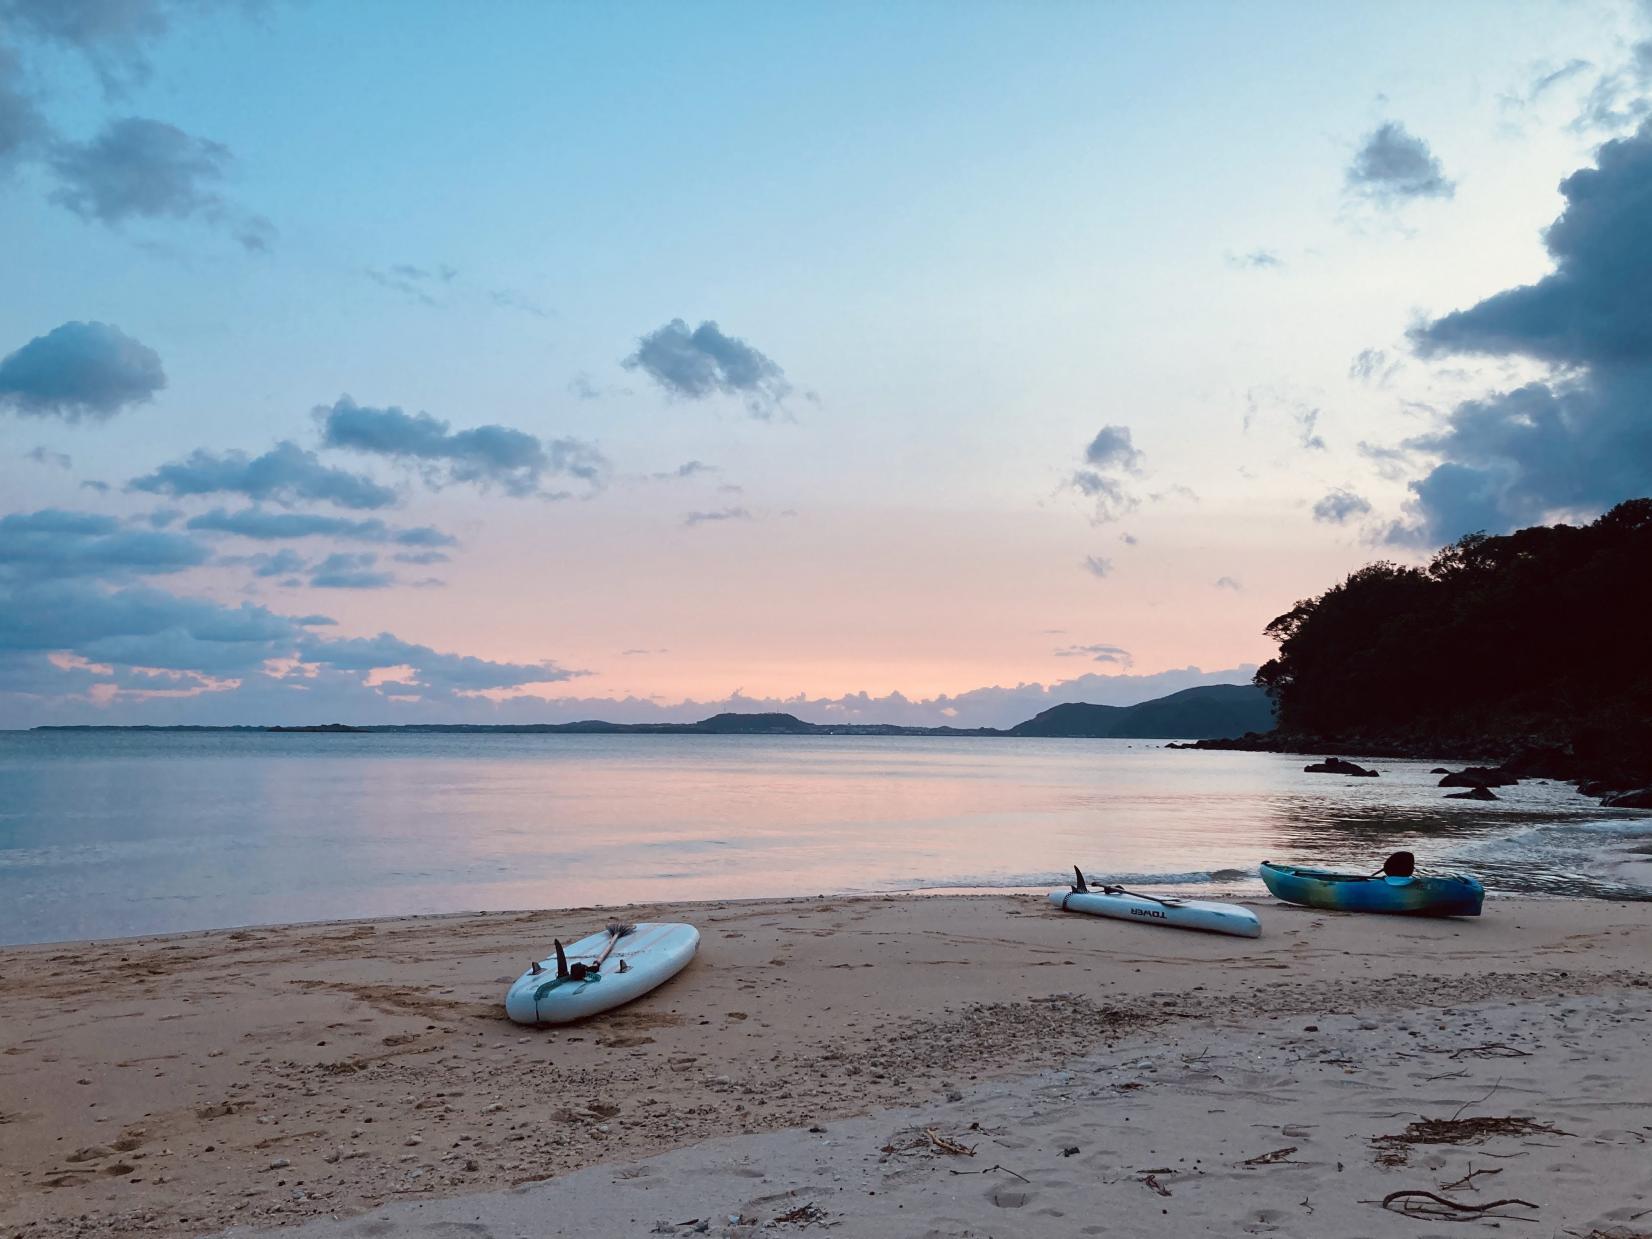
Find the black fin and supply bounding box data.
[554,939,569,979]
[1073,865,1088,893]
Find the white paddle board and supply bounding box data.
[1049,880,1261,938]
[505,922,699,1026]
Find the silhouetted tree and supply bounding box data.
[1255,500,1652,776]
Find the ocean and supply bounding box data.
[1,730,1648,945]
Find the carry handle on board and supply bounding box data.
[1071,865,1183,908]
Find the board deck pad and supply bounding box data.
[504,921,699,1025]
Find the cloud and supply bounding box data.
[1225,248,1283,269]
[653,459,718,481]
[623,319,792,417]
[0,321,165,421]
[185,507,454,546]
[0,41,48,166]
[294,632,578,693]
[47,116,274,250]
[683,506,752,527]
[0,508,206,581]
[244,547,306,579]
[0,582,581,728]
[130,442,398,510]
[0,0,174,92]
[489,289,551,319]
[392,549,449,565]
[309,552,393,590]
[1054,642,1133,668]
[1214,576,1243,591]
[1312,489,1373,524]
[26,445,71,469]
[1389,119,1652,542]
[365,262,457,306]
[1349,347,1400,386]
[1346,121,1454,203]
[317,396,607,497]
[1070,425,1144,523]
[1081,555,1113,578]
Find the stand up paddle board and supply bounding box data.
[1049,867,1261,938]
[505,921,699,1026]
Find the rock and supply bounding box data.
[1579,779,1617,797]
[266,1158,290,1171]
[1446,786,1498,800]
[1304,757,1379,777]
[1438,766,1518,788]
[1604,787,1652,809]
[1430,768,1450,774]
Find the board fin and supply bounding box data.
[1072,865,1088,893]
[553,939,570,980]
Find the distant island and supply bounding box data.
[35,683,1275,740]
[1184,500,1652,805]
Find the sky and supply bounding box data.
[2,0,1651,728]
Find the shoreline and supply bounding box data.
[3,892,1649,1237]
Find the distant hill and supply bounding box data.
[1009,684,1275,739]
[37,684,1272,739]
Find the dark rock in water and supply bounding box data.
[1439,766,1519,788]
[1603,787,1652,809]
[1446,786,1498,800]
[1430,767,1450,774]
[1304,757,1379,777]
[1579,779,1617,798]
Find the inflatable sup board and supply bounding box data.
[505,921,699,1026]
[1049,867,1261,938]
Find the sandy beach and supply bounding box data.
[2,892,1649,1238]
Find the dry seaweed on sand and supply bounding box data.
[1377,1189,1538,1220]
[1371,1115,1569,1167]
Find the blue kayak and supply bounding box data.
[1260,861,1484,917]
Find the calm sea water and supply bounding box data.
[1,730,1648,945]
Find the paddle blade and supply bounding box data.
[1383,851,1416,878]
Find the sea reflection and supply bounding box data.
[0,730,1646,944]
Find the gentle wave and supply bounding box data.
[887,867,1257,892]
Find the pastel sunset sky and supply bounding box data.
[3,0,1650,727]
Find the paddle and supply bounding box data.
[531,922,637,983]
[1071,865,1184,908]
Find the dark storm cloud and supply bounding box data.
[623,319,791,417]
[1389,120,1652,543]
[185,507,454,546]
[317,396,608,497]
[0,321,166,421]
[1346,121,1455,203]
[48,117,274,250]
[130,442,398,510]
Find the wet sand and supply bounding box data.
[2,893,1649,1237]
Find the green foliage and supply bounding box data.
[1257,500,1652,741]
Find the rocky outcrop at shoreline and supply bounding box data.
[1171,729,1652,809]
